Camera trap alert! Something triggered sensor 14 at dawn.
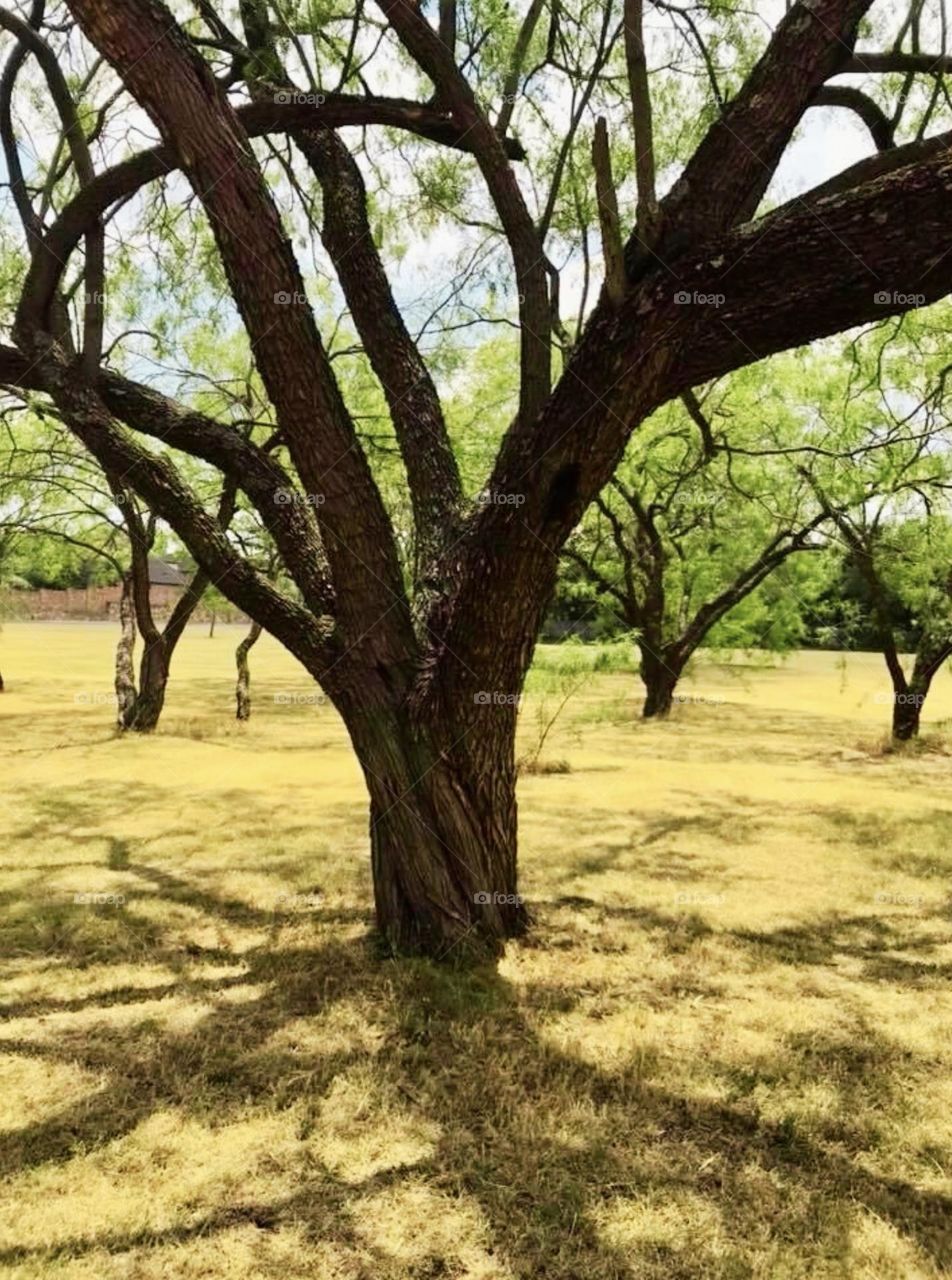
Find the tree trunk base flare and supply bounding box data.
[119,687,167,733]
[360,719,529,962]
[639,643,682,720]
[118,639,168,734]
[642,685,675,718]
[642,672,679,719]
[892,694,923,741]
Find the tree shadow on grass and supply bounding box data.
[2,772,951,1276]
[0,902,950,1276]
[730,909,952,983]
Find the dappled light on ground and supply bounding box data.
[1,626,950,1278]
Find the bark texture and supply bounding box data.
[235,620,262,721]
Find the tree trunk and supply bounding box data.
[114,572,138,729]
[640,644,681,719]
[888,642,948,742]
[353,708,528,961]
[117,639,168,732]
[129,640,169,731]
[235,620,262,720]
[208,612,216,638]
[892,691,922,741]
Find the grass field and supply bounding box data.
[1,623,951,1279]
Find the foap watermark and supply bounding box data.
[874,891,927,907]
[74,690,116,706]
[274,90,326,106]
[672,891,725,908]
[477,490,525,507]
[74,891,126,906]
[273,690,328,706]
[675,289,725,308]
[474,891,524,905]
[674,693,724,707]
[875,289,926,307]
[274,891,323,910]
[474,691,521,706]
[274,290,308,306]
[274,488,325,507]
[873,691,926,706]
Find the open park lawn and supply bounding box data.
[0,624,950,1279]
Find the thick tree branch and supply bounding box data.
[17,95,524,346]
[654,0,872,252]
[624,0,659,245]
[434,134,952,695]
[794,129,951,204]
[842,51,952,75]
[63,0,411,657]
[25,342,331,678]
[592,117,626,306]
[234,6,462,580]
[99,372,335,619]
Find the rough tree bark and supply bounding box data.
[235,620,262,721]
[351,703,528,959]
[114,570,138,729]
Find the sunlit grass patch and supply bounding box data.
[1,628,952,1277]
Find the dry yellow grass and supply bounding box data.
[0,623,950,1279]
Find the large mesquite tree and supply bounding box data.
[3,0,952,958]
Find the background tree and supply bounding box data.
[804,306,952,740]
[825,508,952,740]
[564,365,836,716]
[0,412,231,730]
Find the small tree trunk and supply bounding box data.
[354,708,528,960]
[640,644,681,719]
[892,692,922,741]
[118,639,168,732]
[132,641,169,731]
[115,572,138,729]
[888,642,946,742]
[208,612,216,638]
[235,620,262,720]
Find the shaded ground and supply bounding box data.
[0,626,950,1278]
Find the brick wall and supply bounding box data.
[14,585,226,621]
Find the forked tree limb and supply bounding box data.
[656,0,873,250]
[234,3,463,574]
[62,0,411,659]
